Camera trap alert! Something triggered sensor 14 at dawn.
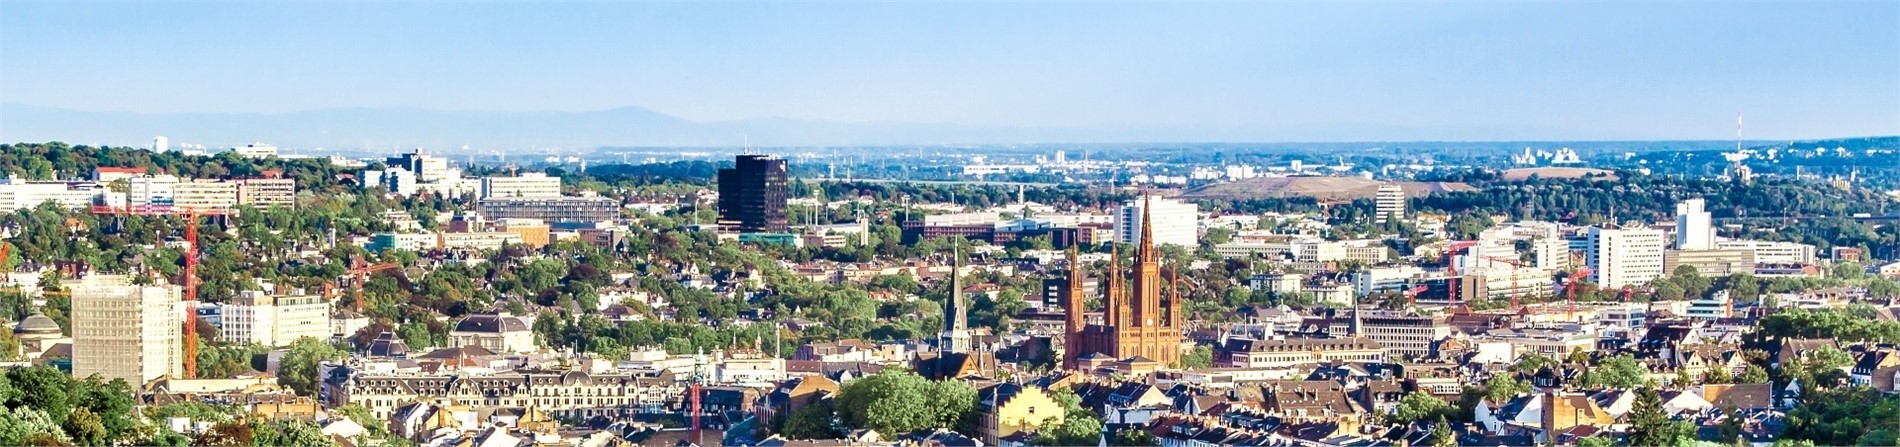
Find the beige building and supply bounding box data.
[172,180,239,210]
[72,275,185,384]
[437,232,523,252]
[220,291,330,347]
[236,178,297,208]
[1219,337,1385,368]
[448,312,536,353]
[495,218,551,249]
[1664,249,1756,276]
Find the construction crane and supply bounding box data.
[1479,255,1533,309]
[92,204,231,379]
[1403,284,1429,306]
[344,257,400,313]
[1564,267,1595,312]
[1439,240,1481,309]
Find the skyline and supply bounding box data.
[3,2,1898,143]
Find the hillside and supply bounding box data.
[1179,176,1473,201]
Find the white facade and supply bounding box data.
[220,291,331,347]
[1115,196,1199,248]
[1374,184,1406,224]
[481,173,562,199]
[1587,226,1667,289]
[1354,265,1425,295]
[125,174,180,206]
[232,143,278,159]
[1675,199,1715,250]
[0,178,99,211]
[71,275,185,384]
[362,168,420,197]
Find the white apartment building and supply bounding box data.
[1374,184,1406,224]
[1587,226,1667,289]
[172,180,239,210]
[1675,199,1715,250]
[1714,240,1817,264]
[1292,238,1390,264]
[387,149,458,183]
[71,275,185,384]
[1116,196,1198,248]
[1597,303,1648,335]
[480,173,563,199]
[232,143,279,159]
[220,291,330,347]
[0,177,99,211]
[1354,265,1425,295]
[362,168,420,197]
[1685,291,1735,320]
[126,174,180,206]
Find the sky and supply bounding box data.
[2,2,1897,141]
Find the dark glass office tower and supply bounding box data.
[716,155,788,233]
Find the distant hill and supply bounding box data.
[1178,176,1474,201]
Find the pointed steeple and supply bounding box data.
[1137,195,1156,264]
[941,245,972,354]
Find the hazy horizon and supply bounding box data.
[3,2,1897,145]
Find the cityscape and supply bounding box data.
[1,3,1899,447]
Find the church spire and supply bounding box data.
[1137,195,1156,264]
[941,245,972,354]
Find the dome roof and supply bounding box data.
[452,312,529,333]
[14,311,60,336]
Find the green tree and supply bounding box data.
[1182,345,1214,369]
[833,370,976,439]
[1112,428,1155,446]
[1394,391,1453,422]
[1628,387,1673,447]
[1584,355,1650,389]
[0,407,68,446]
[63,408,105,447]
[1430,416,1456,447]
[1482,374,1530,403]
[1740,364,1769,384]
[781,400,838,440]
[277,337,343,396]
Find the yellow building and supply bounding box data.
[976,384,1066,445]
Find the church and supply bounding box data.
[1061,198,1187,370]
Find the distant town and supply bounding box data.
[0,136,1896,447]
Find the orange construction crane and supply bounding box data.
[1479,255,1533,309]
[1439,240,1480,309]
[92,204,230,379]
[1564,267,1595,312]
[345,257,400,313]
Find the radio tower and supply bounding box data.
[1736,112,1743,152]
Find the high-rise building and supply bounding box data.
[1586,226,1667,289]
[1063,199,1187,369]
[71,275,185,384]
[386,149,458,183]
[481,173,563,199]
[1115,195,1197,247]
[1675,198,1714,250]
[1374,184,1407,224]
[220,290,330,347]
[153,136,169,153]
[716,155,789,234]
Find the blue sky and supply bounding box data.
[2,2,1896,140]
